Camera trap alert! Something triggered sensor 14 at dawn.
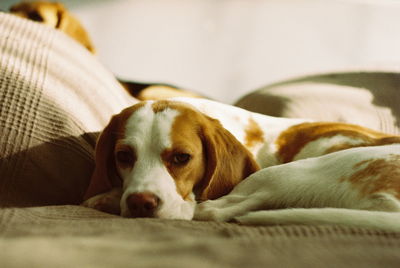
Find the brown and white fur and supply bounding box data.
[82,97,400,232]
[10,1,96,53]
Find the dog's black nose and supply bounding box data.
[126,192,160,217]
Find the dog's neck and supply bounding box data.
[172,98,310,162]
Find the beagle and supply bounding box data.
[82,98,400,231]
[10,1,96,53]
[9,1,204,101]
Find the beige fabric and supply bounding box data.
[235,72,400,135]
[0,13,135,206]
[0,206,399,268]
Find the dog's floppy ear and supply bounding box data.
[83,115,122,200]
[197,116,260,201]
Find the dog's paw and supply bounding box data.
[82,189,122,215]
[193,201,233,222]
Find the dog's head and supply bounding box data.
[84,100,259,219]
[10,1,95,53]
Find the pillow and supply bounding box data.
[235,72,400,135]
[0,13,136,206]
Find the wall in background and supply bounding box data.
[2,0,400,103]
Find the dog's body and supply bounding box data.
[82,98,400,231]
[196,144,400,232]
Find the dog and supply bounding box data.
[82,98,400,231]
[9,1,204,101]
[10,1,96,53]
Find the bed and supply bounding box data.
[1,13,399,267]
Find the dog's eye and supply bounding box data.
[172,153,191,165]
[116,150,134,165]
[27,11,44,22]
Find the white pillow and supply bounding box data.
[236,72,400,135]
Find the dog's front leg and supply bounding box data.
[194,168,281,222]
[82,187,122,215]
[194,153,339,222]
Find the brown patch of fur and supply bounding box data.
[195,113,260,200]
[151,100,189,113]
[245,118,265,148]
[341,155,400,199]
[10,1,96,53]
[161,108,206,201]
[156,102,260,201]
[276,122,400,163]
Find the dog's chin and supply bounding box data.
[120,199,196,220]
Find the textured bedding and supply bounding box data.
[0,12,135,206]
[0,12,400,267]
[1,206,400,268]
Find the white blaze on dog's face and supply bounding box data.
[117,102,205,219]
[84,100,259,219]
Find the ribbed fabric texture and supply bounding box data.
[0,13,135,206]
[0,205,399,268]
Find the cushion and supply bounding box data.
[235,72,400,135]
[0,205,399,267]
[0,13,136,206]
